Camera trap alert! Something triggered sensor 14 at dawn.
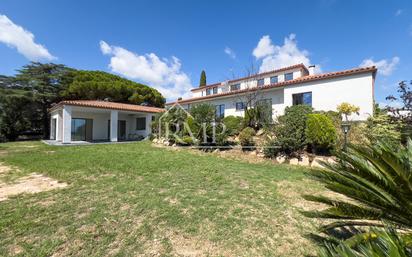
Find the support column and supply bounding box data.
[62,105,72,144]
[110,110,118,142]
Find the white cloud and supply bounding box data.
[359,57,399,76]
[224,47,236,59]
[395,9,403,16]
[252,35,275,59]
[0,14,55,61]
[100,40,193,100]
[253,34,321,73]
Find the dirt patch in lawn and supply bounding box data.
[0,163,12,173]
[0,163,67,201]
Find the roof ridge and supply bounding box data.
[191,63,307,92]
[51,100,164,113]
[168,66,377,105]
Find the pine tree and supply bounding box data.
[199,70,206,87]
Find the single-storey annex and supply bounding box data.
[49,100,164,144]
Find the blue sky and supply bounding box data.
[0,0,411,104]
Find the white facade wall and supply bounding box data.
[50,105,157,143]
[191,67,303,98]
[50,110,63,141]
[283,73,373,120]
[180,72,374,121]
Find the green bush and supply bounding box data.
[159,107,189,143]
[189,103,228,146]
[222,116,244,136]
[263,137,279,158]
[238,127,256,149]
[181,135,195,145]
[366,113,402,146]
[305,113,337,154]
[270,105,313,156]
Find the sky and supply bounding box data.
[0,0,411,104]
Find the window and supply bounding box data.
[71,118,92,141]
[235,102,245,111]
[136,117,146,130]
[285,72,293,81]
[151,116,156,121]
[257,79,265,87]
[292,92,312,106]
[230,84,240,91]
[206,88,212,96]
[270,76,278,84]
[213,87,218,94]
[215,104,225,119]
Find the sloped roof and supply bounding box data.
[191,63,309,92]
[167,66,377,105]
[51,100,165,113]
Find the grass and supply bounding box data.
[0,141,324,256]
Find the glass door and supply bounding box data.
[118,120,126,141]
[50,118,57,140]
[71,118,93,141]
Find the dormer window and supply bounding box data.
[257,79,264,87]
[213,87,218,94]
[206,88,212,95]
[285,73,293,81]
[270,76,278,84]
[230,84,240,91]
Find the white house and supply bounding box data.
[166,64,377,121]
[49,100,164,144]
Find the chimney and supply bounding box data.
[308,65,316,75]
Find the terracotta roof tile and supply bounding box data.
[191,63,309,92]
[168,66,377,105]
[50,100,165,113]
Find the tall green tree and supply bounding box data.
[199,70,206,87]
[61,70,165,107]
[14,62,71,138]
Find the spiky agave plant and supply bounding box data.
[304,139,412,231]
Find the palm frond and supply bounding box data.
[305,139,412,230]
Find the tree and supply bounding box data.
[231,62,270,128]
[0,92,35,141]
[14,62,71,138]
[199,70,206,87]
[337,102,360,121]
[386,80,412,123]
[61,70,165,107]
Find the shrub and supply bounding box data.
[189,103,215,125]
[305,113,337,154]
[181,135,195,145]
[263,137,279,158]
[189,103,228,146]
[158,107,189,143]
[222,116,244,136]
[271,105,313,156]
[366,112,402,146]
[238,127,256,149]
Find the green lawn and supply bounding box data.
[0,141,324,257]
